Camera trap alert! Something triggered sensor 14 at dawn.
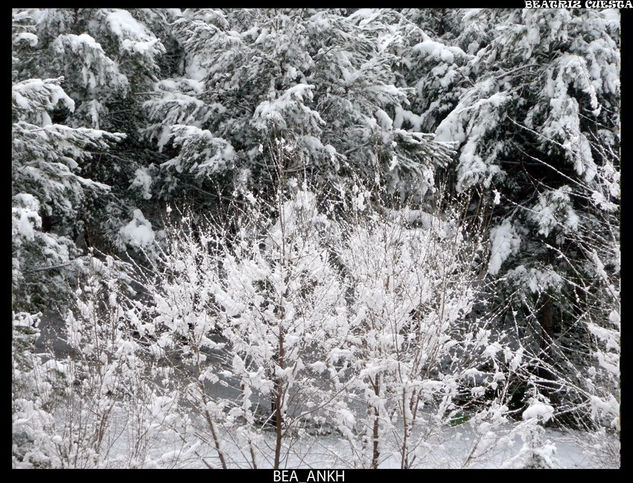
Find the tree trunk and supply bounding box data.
[371,375,380,469]
[541,294,554,351]
[537,293,559,408]
[273,328,285,469]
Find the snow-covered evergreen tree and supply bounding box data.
[12,8,174,255]
[12,74,124,311]
[142,8,453,213]
[427,8,620,429]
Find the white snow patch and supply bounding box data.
[523,402,554,423]
[130,167,153,200]
[119,209,155,247]
[487,220,521,275]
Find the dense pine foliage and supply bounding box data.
[12,8,620,468]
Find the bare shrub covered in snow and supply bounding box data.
[122,180,536,468]
[12,255,192,468]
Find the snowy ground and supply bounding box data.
[26,323,619,469]
[95,410,619,469]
